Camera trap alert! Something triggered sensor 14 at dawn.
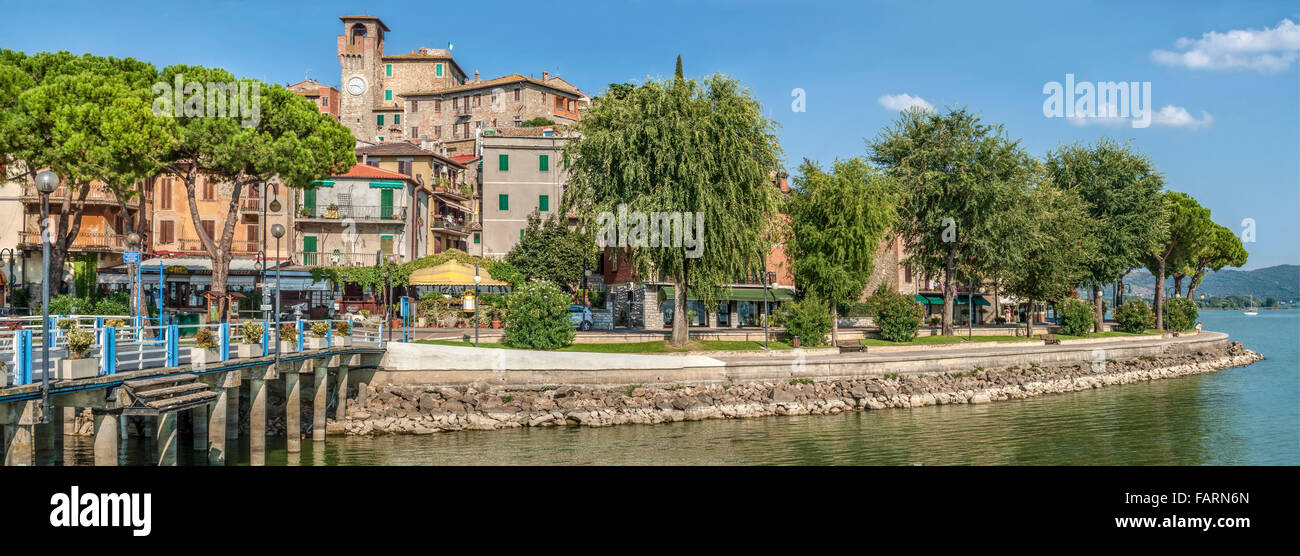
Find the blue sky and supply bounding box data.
[4,0,1297,268]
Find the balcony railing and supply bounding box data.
[239,199,262,213]
[21,185,139,207]
[431,220,468,234]
[292,251,385,267]
[159,238,260,255]
[19,231,127,251]
[296,204,404,221]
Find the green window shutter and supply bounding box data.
[381,235,394,255]
[498,154,509,171]
[539,154,549,171]
[377,114,384,125]
[380,189,394,219]
[303,236,317,266]
[498,194,508,211]
[436,64,443,77]
[385,64,392,77]
[473,233,480,244]
[539,194,549,212]
[520,229,525,240]
[394,114,401,124]
[385,90,392,101]
[303,188,316,217]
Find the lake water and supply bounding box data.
[53,309,1299,465]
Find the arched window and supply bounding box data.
[351,23,367,45]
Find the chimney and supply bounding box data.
[474,69,480,82]
[542,71,549,81]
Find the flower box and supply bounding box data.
[236,343,264,358]
[306,337,328,350]
[57,357,101,380]
[190,347,221,370]
[279,340,298,354]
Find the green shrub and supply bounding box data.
[49,294,81,315]
[1163,297,1198,331]
[1057,298,1094,337]
[869,287,924,342]
[91,293,130,315]
[279,324,299,343]
[104,318,127,328]
[1114,300,1154,333]
[240,321,265,344]
[778,295,833,347]
[836,301,874,318]
[488,261,525,286]
[309,321,330,338]
[65,328,95,359]
[56,319,77,331]
[503,280,575,350]
[333,320,351,336]
[193,327,218,349]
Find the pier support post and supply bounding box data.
[62,406,78,435]
[226,383,240,440]
[249,375,267,466]
[2,401,42,466]
[285,371,300,453]
[156,412,177,466]
[313,364,328,441]
[208,371,238,465]
[93,412,119,466]
[191,405,208,452]
[334,365,349,421]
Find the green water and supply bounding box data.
[52,310,1299,465]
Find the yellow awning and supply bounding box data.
[407,260,509,286]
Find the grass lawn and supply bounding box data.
[1054,330,1160,340]
[413,339,788,353]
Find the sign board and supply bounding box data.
[462,291,476,312]
[123,250,140,264]
[399,296,410,318]
[208,305,220,322]
[258,282,277,289]
[260,304,272,311]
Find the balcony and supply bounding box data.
[292,251,384,267]
[21,184,140,208]
[19,231,128,252]
[158,238,260,256]
[239,199,262,213]
[295,204,404,222]
[431,220,468,235]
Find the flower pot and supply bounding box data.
[236,343,264,358]
[279,340,298,354]
[58,357,101,380]
[189,347,221,370]
[491,320,502,329]
[306,336,328,350]
[417,317,427,327]
[792,336,801,348]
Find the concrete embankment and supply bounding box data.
[332,333,1263,436]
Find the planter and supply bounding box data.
[58,357,101,380]
[305,336,328,350]
[236,343,264,358]
[333,335,353,347]
[189,347,221,370]
[279,340,298,354]
[491,320,502,329]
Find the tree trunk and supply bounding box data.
[941,246,955,336]
[669,260,689,347]
[1093,286,1104,332]
[43,180,91,296]
[992,281,1001,325]
[1025,297,1033,338]
[1172,274,1184,298]
[179,169,246,323]
[1186,270,1205,302]
[1115,273,1125,309]
[1153,258,1166,330]
[829,299,839,347]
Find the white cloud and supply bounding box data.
[1150,105,1215,129]
[1152,18,1300,72]
[878,93,933,112]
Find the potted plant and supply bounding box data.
[306,321,330,349]
[333,320,353,346]
[58,328,100,379]
[189,327,221,370]
[279,323,299,354]
[489,306,504,329]
[324,203,340,219]
[237,321,265,358]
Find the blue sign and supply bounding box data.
[400,296,410,317]
[123,250,141,263]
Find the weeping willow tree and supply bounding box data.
[563,75,783,346]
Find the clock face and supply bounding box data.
[346,76,366,96]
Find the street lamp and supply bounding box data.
[473,266,481,347]
[0,247,14,311]
[271,224,284,366]
[35,170,59,419]
[583,269,591,307]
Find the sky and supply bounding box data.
[3,0,1297,269]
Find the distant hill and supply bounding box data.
[1122,265,1300,302]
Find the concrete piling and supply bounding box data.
[191,405,208,452]
[285,372,300,453]
[208,388,227,465]
[226,384,240,440]
[2,401,40,466]
[156,412,177,466]
[335,366,349,421]
[313,367,328,441]
[93,412,119,466]
[249,377,266,466]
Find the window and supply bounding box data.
[201,178,214,200]
[246,224,257,242]
[473,233,480,244]
[498,154,509,171]
[539,154,549,172]
[381,235,394,255]
[201,219,215,239]
[384,90,392,101]
[159,220,174,244]
[411,126,419,138]
[385,64,392,77]
[411,100,418,112]
[514,87,521,101]
[377,114,384,125]
[321,96,328,107]
[498,194,508,211]
[474,93,481,106]
[436,63,443,77]
[398,160,412,176]
[394,114,401,125]
[434,125,442,138]
[160,178,172,210]
[539,194,549,212]
[452,97,458,110]
[434,99,441,113]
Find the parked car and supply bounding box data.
[567,304,593,331]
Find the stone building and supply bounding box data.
[477,129,571,259]
[287,79,341,120]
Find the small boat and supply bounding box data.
[1244,294,1258,316]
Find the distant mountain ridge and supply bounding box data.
[1122,264,1300,301]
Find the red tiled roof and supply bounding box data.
[400,73,582,97]
[450,155,480,164]
[331,164,413,180]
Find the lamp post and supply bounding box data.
[35,170,59,418]
[583,269,591,307]
[254,251,264,321]
[125,232,141,330]
[0,247,13,311]
[271,224,284,366]
[473,266,481,347]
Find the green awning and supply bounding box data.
[913,294,929,304]
[369,180,405,189]
[924,295,944,305]
[661,286,795,302]
[958,295,990,306]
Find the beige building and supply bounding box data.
[292,164,420,266]
[478,129,570,258]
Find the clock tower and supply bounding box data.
[337,15,389,142]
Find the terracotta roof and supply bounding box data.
[400,73,582,98]
[450,154,480,165]
[339,15,390,31]
[331,164,414,181]
[355,143,468,169]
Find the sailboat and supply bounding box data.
[1244,294,1258,316]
